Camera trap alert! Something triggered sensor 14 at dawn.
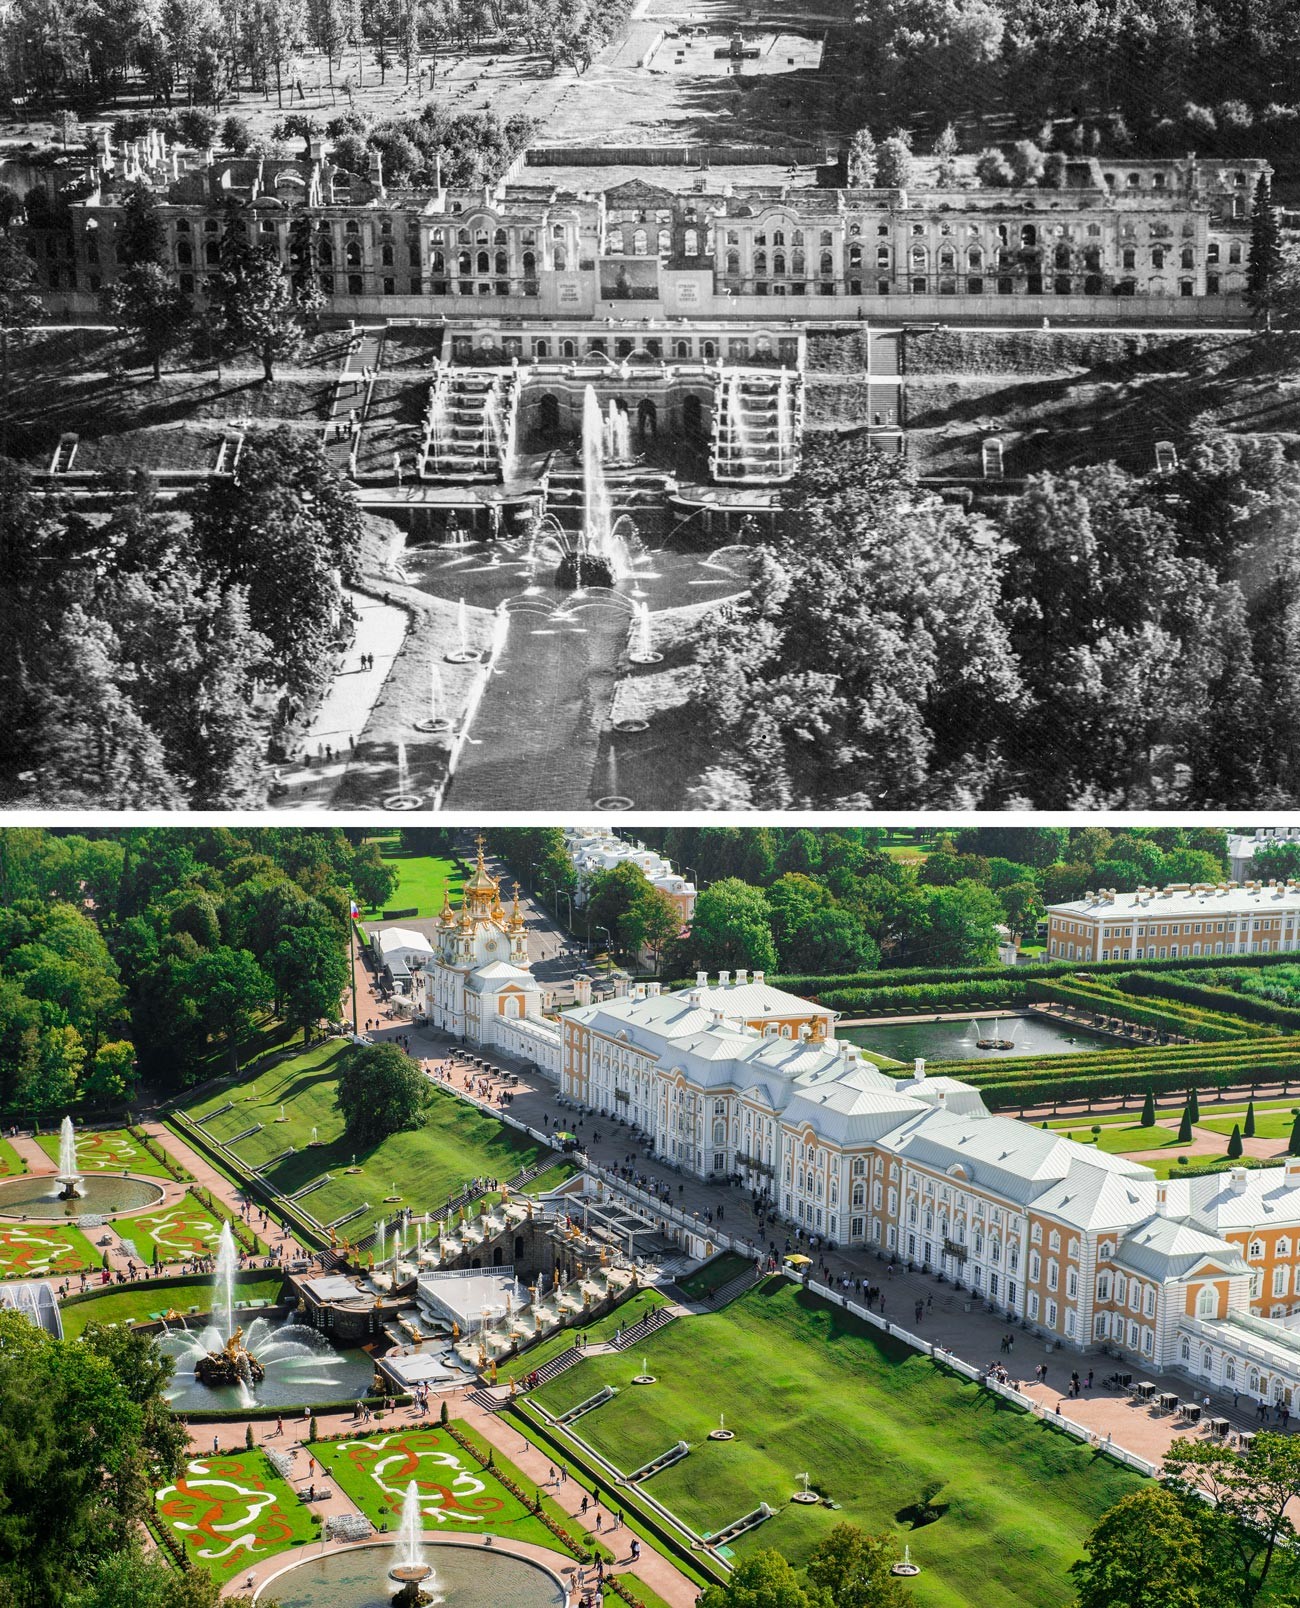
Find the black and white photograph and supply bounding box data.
[1,0,1299,809]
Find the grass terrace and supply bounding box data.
[155,1448,314,1583]
[674,1252,752,1301]
[180,1039,563,1234]
[528,1279,1141,1607]
[516,1289,671,1375]
[33,1126,176,1179]
[0,1222,99,1280]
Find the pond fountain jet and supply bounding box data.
[383,741,422,811]
[55,1116,83,1200]
[629,600,662,666]
[558,386,624,591]
[726,370,750,467]
[445,595,480,664]
[415,660,451,734]
[605,398,632,463]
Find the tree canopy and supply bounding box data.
[336,1040,430,1144]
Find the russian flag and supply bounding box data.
[350,899,360,919]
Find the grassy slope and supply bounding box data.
[532,1279,1140,1608]
[517,1289,670,1374]
[182,1040,560,1234]
[0,1137,26,1177]
[59,1273,286,1339]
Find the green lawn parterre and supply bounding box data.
[530,1279,1142,1608]
[0,1137,26,1178]
[155,1448,314,1582]
[0,1222,99,1281]
[59,1272,287,1339]
[363,838,467,917]
[181,1040,564,1235]
[33,1126,175,1179]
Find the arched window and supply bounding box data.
[773,252,785,275]
[1152,247,1165,269]
[1021,225,1037,245]
[792,250,805,275]
[458,250,472,274]
[633,229,648,255]
[910,245,927,268]
[773,230,785,246]
[430,249,443,273]
[554,246,567,270]
[1181,247,1194,268]
[495,250,508,274]
[476,250,489,273]
[968,246,983,268]
[381,244,394,266]
[878,245,891,268]
[176,242,192,265]
[819,251,833,276]
[938,246,955,270]
[346,241,362,266]
[657,228,670,254]
[204,240,220,265]
[684,228,698,255]
[522,250,535,275]
[848,244,861,268]
[1054,244,1070,269]
[726,250,740,275]
[1197,1286,1217,1319]
[754,250,767,275]
[494,227,507,245]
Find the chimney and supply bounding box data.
[368,148,385,191]
[719,970,731,988]
[798,1024,811,1042]
[633,984,646,1002]
[1286,1157,1300,1184]
[1229,1167,1249,1194]
[753,970,765,985]
[647,982,661,998]
[574,975,592,1006]
[1155,1181,1168,1214]
[913,1057,926,1082]
[696,971,708,988]
[735,968,748,986]
[937,1089,947,1106]
[309,134,327,164]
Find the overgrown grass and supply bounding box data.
[531,1279,1142,1606]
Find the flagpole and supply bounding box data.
[349,898,359,1037]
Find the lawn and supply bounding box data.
[308,1424,556,1548]
[1060,1123,1184,1154]
[530,1279,1142,1608]
[182,1040,561,1235]
[362,834,466,917]
[517,1289,669,1375]
[115,1194,229,1268]
[675,1252,752,1301]
[155,1448,315,1583]
[1200,1111,1297,1142]
[0,1222,99,1280]
[59,1272,287,1339]
[0,1137,26,1178]
[33,1126,175,1179]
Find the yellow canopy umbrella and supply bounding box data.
[784,1254,813,1267]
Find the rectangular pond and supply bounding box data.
[839,1013,1119,1065]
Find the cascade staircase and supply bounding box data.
[419,367,521,481]
[709,368,804,484]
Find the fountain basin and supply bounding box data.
[414,717,452,734]
[382,793,424,811]
[556,553,615,592]
[159,1315,375,1411]
[256,1539,568,1607]
[594,795,633,812]
[0,1173,164,1219]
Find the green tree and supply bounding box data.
[783,907,879,975]
[1164,1432,1300,1605]
[1245,175,1283,330]
[697,1549,814,1608]
[1244,1098,1256,1138]
[186,946,272,1071]
[117,179,168,268]
[997,879,1043,941]
[353,841,400,910]
[1289,1112,1300,1156]
[805,1521,907,1608]
[932,122,958,185]
[916,881,1003,967]
[876,130,913,187]
[1178,1101,1193,1144]
[1069,1483,1208,1608]
[267,918,348,1042]
[104,262,191,381]
[336,1041,429,1145]
[1227,1123,1244,1159]
[678,879,778,973]
[85,1039,138,1103]
[585,861,653,956]
[618,885,682,974]
[1188,1088,1200,1124]
[1141,1088,1156,1126]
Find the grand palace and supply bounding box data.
[389,857,1300,1408]
[30,130,1271,329]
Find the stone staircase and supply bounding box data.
[693,1263,764,1313]
[609,1303,678,1350]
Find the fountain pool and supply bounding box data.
[159,1312,375,1411]
[840,1015,1118,1064]
[260,1542,566,1608]
[0,1173,164,1219]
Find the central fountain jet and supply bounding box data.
[55,1116,84,1201]
[389,1481,439,1605]
[193,1223,266,1388]
[556,385,624,591]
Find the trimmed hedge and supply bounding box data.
[822,978,1031,1014]
[1025,978,1270,1043]
[1124,971,1300,1032]
[737,950,1300,999]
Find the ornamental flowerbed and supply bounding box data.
[118,1196,228,1266]
[308,1425,550,1545]
[155,1449,315,1582]
[34,1126,173,1178]
[0,1222,98,1280]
